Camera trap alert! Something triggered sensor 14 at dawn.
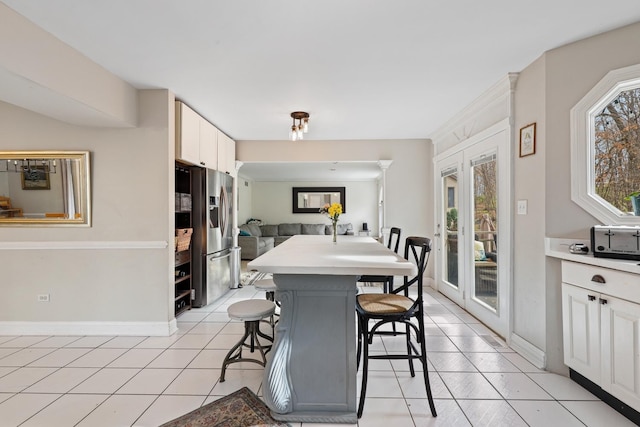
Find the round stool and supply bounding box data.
[254,278,277,301]
[254,278,280,331]
[219,299,276,382]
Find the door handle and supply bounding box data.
[588,295,596,301]
[219,187,227,235]
[600,298,608,305]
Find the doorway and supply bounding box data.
[434,123,512,338]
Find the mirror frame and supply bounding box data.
[292,186,346,213]
[0,150,91,227]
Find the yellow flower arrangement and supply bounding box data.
[320,203,343,243]
[320,202,342,221]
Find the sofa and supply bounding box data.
[238,222,353,260]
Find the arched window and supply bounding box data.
[571,64,640,225]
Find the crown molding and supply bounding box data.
[430,73,519,144]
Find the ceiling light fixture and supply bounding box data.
[290,111,310,141]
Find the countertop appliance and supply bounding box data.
[591,225,640,261]
[191,168,234,307]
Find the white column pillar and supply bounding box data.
[377,160,393,244]
[233,161,244,247]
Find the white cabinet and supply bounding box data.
[601,295,640,407]
[217,130,236,176]
[199,117,218,167]
[561,261,640,411]
[561,283,601,382]
[175,101,201,165]
[175,101,218,168]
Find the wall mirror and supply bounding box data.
[0,151,91,226]
[571,63,640,225]
[292,187,346,213]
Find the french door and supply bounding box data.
[434,124,511,337]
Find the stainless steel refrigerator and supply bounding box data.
[191,168,234,307]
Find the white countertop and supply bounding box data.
[248,234,418,276]
[545,237,640,275]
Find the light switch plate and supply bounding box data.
[517,200,528,215]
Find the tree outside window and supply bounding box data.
[594,87,640,214]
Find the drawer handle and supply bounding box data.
[591,274,606,284]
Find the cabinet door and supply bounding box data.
[562,283,601,382]
[601,295,640,408]
[217,131,235,175]
[176,102,201,166]
[199,119,218,168]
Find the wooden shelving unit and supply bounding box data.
[174,163,193,317]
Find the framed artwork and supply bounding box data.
[519,123,536,157]
[21,165,51,190]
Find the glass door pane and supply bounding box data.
[471,155,498,311]
[442,168,459,288]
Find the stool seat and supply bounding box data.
[227,299,275,321]
[220,298,276,383]
[254,278,277,291]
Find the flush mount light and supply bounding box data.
[290,111,310,141]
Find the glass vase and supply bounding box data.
[332,220,338,243]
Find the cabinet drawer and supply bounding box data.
[562,260,640,302]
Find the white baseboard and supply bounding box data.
[0,319,178,337]
[510,332,546,369]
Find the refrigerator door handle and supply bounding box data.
[208,250,231,261]
[220,185,228,237]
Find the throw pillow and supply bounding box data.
[247,223,262,237]
[239,230,251,236]
[474,241,486,261]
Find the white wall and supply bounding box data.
[0,90,176,335]
[237,176,253,225]
[512,55,547,358]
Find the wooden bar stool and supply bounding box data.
[356,236,437,418]
[219,299,276,382]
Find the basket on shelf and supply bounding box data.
[175,228,193,252]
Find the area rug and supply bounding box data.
[240,271,272,287]
[159,386,290,427]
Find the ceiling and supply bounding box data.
[2,0,640,180]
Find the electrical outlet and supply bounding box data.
[37,294,50,302]
[517,200,528,215]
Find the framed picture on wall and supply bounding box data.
[21,166,51,190]
[519,123,536,157]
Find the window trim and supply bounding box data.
[570,63,640,225]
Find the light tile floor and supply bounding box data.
[0,284,636,426]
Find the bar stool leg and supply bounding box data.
[220,320,273,382]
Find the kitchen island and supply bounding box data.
[248,234,417,423]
